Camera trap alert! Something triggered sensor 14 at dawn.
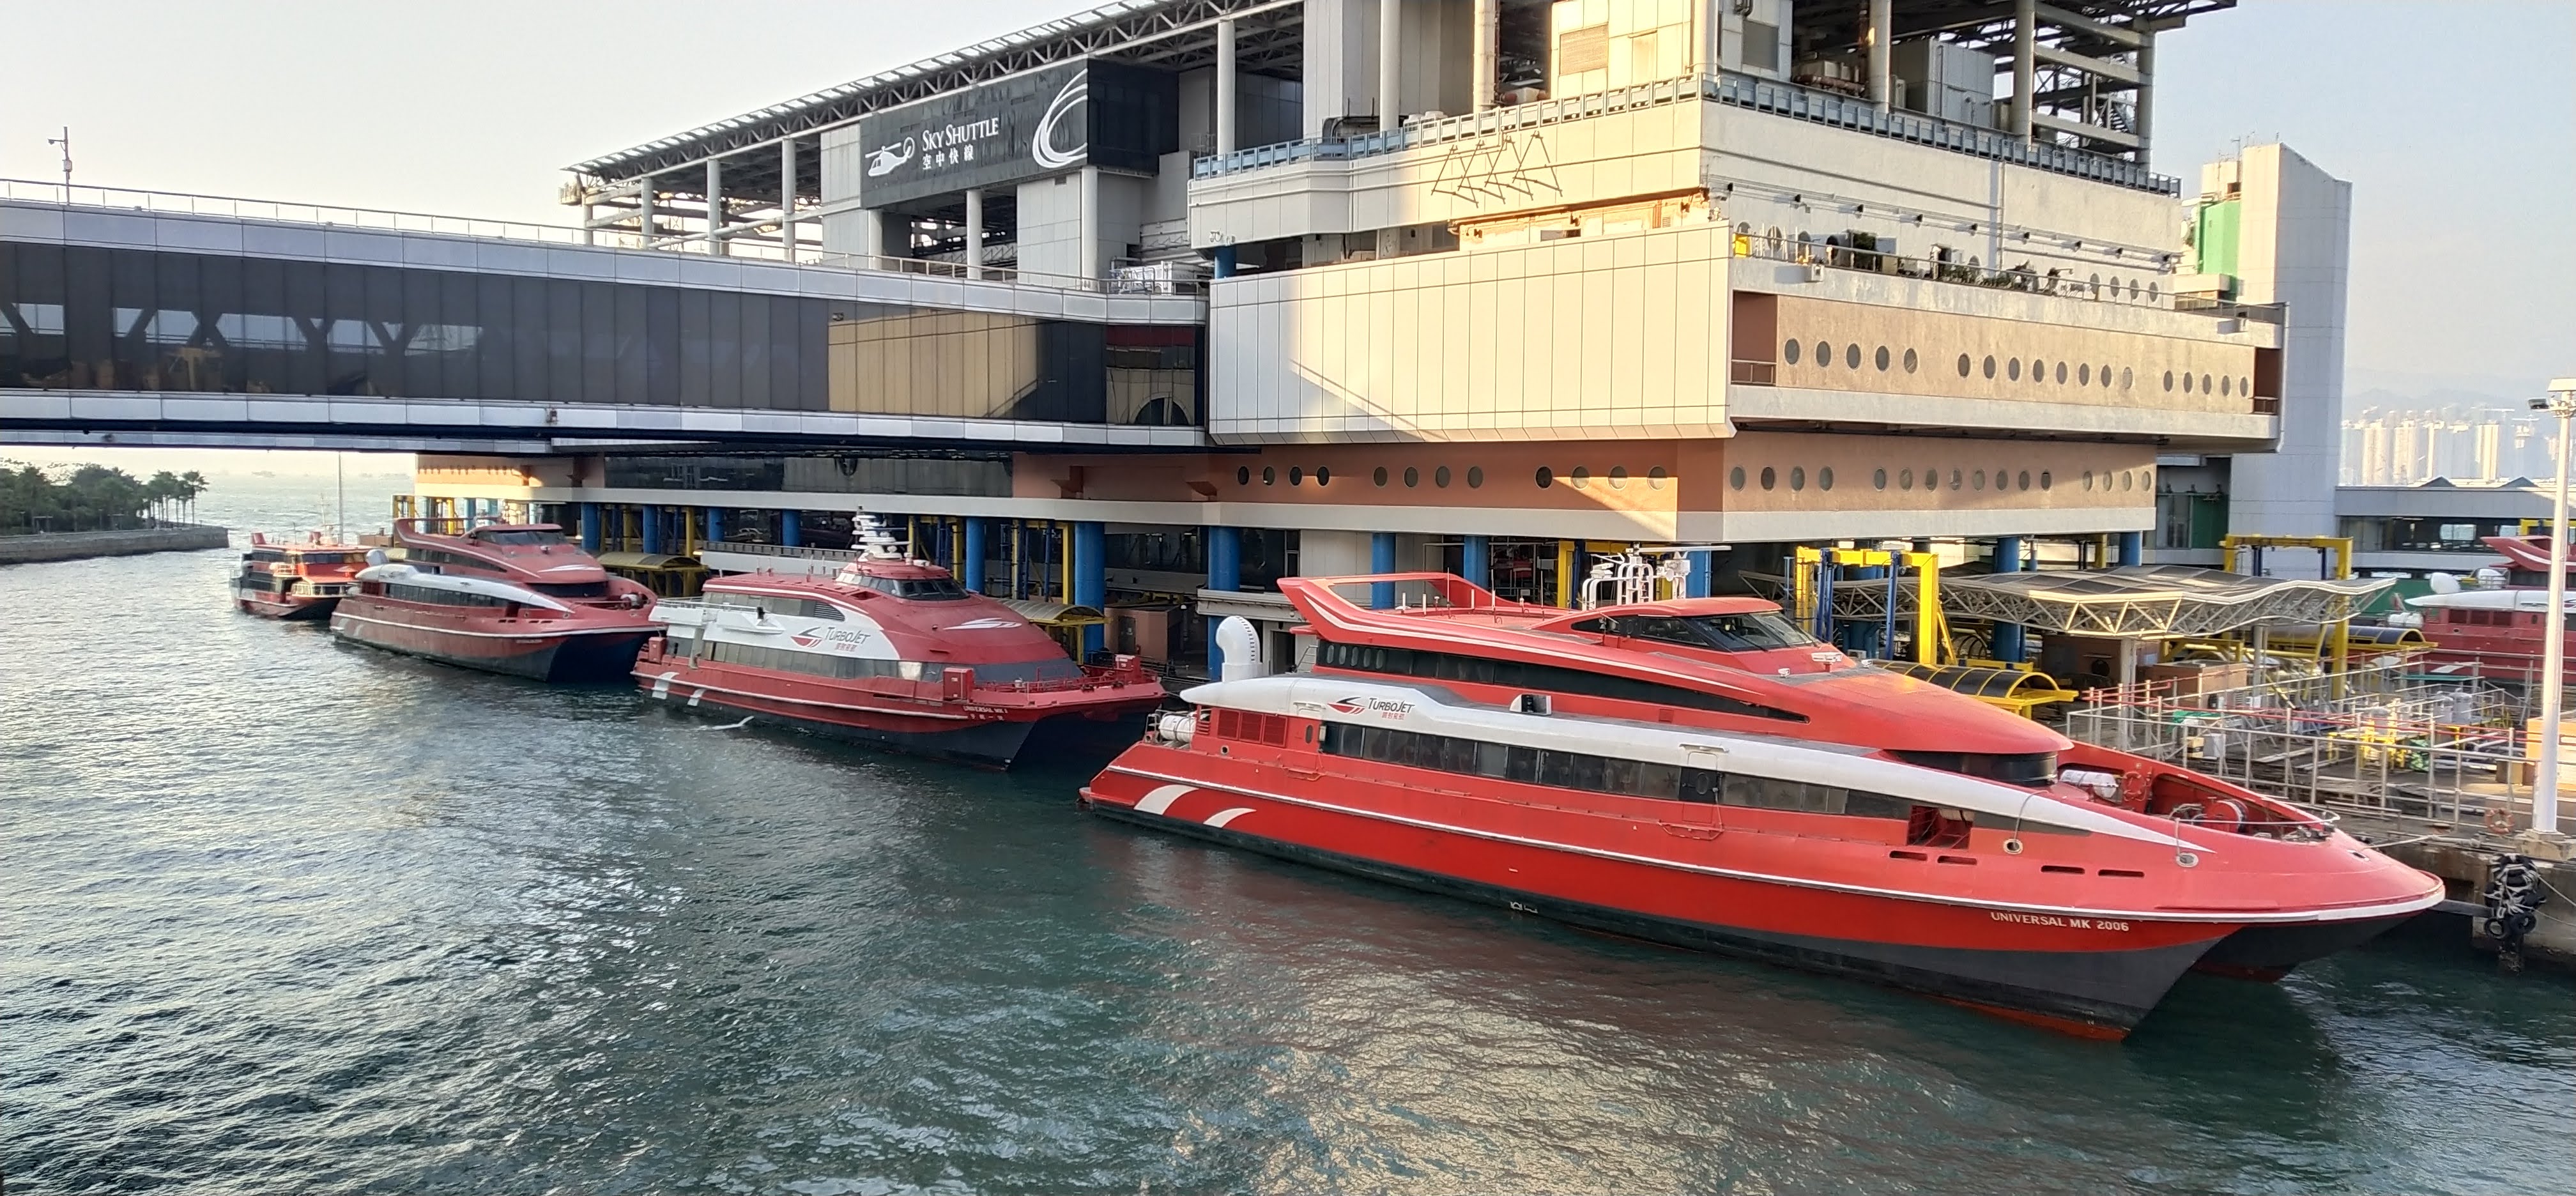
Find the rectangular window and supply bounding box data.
[1558,24,1609,74]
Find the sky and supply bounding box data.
[1,0,2567,477]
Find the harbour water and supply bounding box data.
[4,486,2573,1194]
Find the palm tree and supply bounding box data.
[146,470,181,525]
[177,470,209,525]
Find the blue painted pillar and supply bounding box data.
[1687,550,1713,598]
[1212,245,1238,279]
[1075,521,1106,656]
[1992,536,2025,663]
[579,503,601,553]
[641,505,664,555]
[1370,531,1397,609]
[1460,534,1491,588]
[779,509,802,548]
[2116,530,2143,567]
[1207,526,1242,673]
[963,518,988,592]
[704,507,724,547]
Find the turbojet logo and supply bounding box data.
[790,627,871,652]
[1329,695,1415,717]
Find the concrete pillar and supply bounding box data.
[1207,526,1242,673]
[1687,550,1713,599]
[2012,0,2037,142]
[1078,167,1102,280]
[1075,521,1107,655]
[705,507,725,546]
[1460,533,1491,588]
[779,509,802,548]
[1215,19,1239,155]
[1473,0,1498,112]
[2134,26,2157,169]
[641,505,664,555]
[705,158,727,256]
[1378,0,1402,134]
[1212,245,1238,278]
[1370,531,1398,608]
[2117,530,2144,567]
[964,188,985,279]
[963,518,988,592]
[582,202,596,247]
[1991,535,2025,662]
[779,137,799,263]
[579,502,601,553]
[638,176,656,247]
[861,208,887,261]
[1867,0,1893,113]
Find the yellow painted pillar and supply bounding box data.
[1059,521,1075,603]
[1554,540,1576,608]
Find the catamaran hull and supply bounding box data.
[332,606,650,682]
[1082,767,2247,1038]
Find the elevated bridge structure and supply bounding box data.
[0,182,1208,455]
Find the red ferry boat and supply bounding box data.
[233,532,366,620]
[330,519,659,682]
[1081,572,2442,1038]
[633,540,1164,767]
[2407,534,2576,686]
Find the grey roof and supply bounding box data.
[1940,565,2392,638]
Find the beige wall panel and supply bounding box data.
[1759,295,2266,415]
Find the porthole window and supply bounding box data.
[1982,355,1997,379]
[2182,372,2194,394]
[2220,375,2232,397]
[1784,339,1802,365]
[2121,367,2134,390]
[1569,466,1588,489]
[2018,470,2031,491]
[1816,341,1832,367]
[2008,358,2022,381]
[2121,471,2134,491]
[1262,466,1276,485]
[2055,362,2067,385]
[2030,358,2044,381]
[2099,363,2112,387]
[2089,272,2102,295]
[2202,373,2213,394]
[1760,466,1777,490]
[1875,346,1890,371]
[2083,470,2095,491]
[1647,466,1667,488]
[1958,353,1973,377]
[1374,466,1390,486]
[1790,466,1807,491]
[1236,466,1252,486]
[1607,465,1627,489]
[1950,469,1963,490]
[2163,370,2175,392]
[2078,363,2092,386]
[1729,466,1747,490]
[1435,465,1452,487]
[1536,466,1555,489]
[2108,276,2122,298]
[2140,467,2153,489]
[1972,470,1986,491]
[1468,466,1485,488]
[1818,466,1835,491]
[2039,470,2052,490]
[2241,376,2251,397]
[2147,282,2159,302]
[1316,466,1331,486]
[1904,348,1919,373]
[1873,468,1889,490]
[1404,466,1421,487]
[1845,344,1861,369]
[1289,466,1304,486]
[1898,468,1913,489]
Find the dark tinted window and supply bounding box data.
[471,528,567,546]
[1315,641,1805,722]
[1891,750,2058,788]
[1319,722,1906,819]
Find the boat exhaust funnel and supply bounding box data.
[1216,616,1267,682]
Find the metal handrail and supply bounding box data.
[1193,70,2180,196]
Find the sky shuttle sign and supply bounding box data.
[855,58,1175,209]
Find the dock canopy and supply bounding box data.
[597,551,703,571]
[1940,565,2393,639]
[995,599,1105,629]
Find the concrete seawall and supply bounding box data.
[0,526,231,565]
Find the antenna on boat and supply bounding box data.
[334,452,346,542]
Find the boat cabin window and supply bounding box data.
[295,552,355,566]
[682,635,908,681]
[1572,611,1818,652]
[970,659,1085,685]
[470,528,567,546]
[529,581,610,599]
[1315,642,1806,722]
[1321,723,1926,822]
[847,574,969,601]
[381,581,506,608]
[1890,751,2058,789]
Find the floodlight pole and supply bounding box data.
[2528,378,2576,836]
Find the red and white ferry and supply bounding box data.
[330,519,659,682]
[2406,534,2576,685]
[1081,572,2442,1038]
[233,532,367,620]
[632,533,1164,767]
